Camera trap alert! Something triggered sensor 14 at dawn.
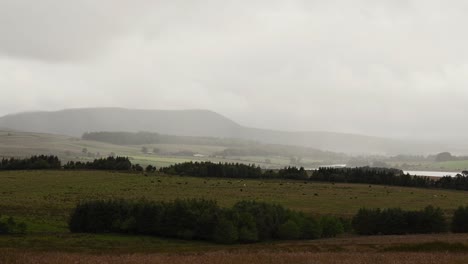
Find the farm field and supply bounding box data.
[390,160,468,172]
[1,169,468,262]
[0,130,300,168]
[2,170,468,229]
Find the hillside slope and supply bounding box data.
[0,108,455,154]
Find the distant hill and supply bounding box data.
[0,108,241,138]
[0,107,457,155]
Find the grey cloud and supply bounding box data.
[1,0,468,142]
[0,0,155,61]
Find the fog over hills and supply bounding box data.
[0,108,460,155]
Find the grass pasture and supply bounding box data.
[0,130,295,168]
[1,170,468,232]
[0,169,468,262]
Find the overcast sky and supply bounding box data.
[1,0,467,140]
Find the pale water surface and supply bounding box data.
[404,170,460,178]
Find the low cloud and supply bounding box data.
[1,0,468,140]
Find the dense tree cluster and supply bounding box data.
[161,161,311,181]
[352,206,447,235]
[451,206,468,233]
[277,166,308,180]
[311,167,433,188]
[63,156,132,171]
[69,199,344,244]
[0,155,61,170]
[435,172,468,190]
[161,162,468,191]
[161,162,263,179]
[83,132,161,145]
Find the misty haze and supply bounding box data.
[1,1,468,263]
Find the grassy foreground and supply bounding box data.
[0,170,468,261]
[1,170,468,232]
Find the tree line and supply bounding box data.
[161,162,468,191]
[3,156,468,192]
[161,162,311,180]
[0,155,147,172]
[63,156,133,171]
[311,167,433,187]
[353,205,468,235]
[434,173,468,190]
[69,199,346,244]
[352,206,447,235]
[161,162,264,179]
[69,199,468,244]
[0,155,61,170]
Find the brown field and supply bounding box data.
[1,250,467,264]
[2,234,468,264]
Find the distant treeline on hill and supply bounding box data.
[161,161,310,180]
[82,131,255,146]
[3,156,468,191]
[312,167,431,187]
[69,199,346,244]
[82,131,346,160]
[162,162,468,191]
[63,156,133,171]
[161,162,263,179]
[0,155,61,170]
[0,155,141,172]
[313,167,468,191]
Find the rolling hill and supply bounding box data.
[0,107,459,155]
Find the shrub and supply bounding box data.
[320,216,344,238]
[278,219,301,240]
[352,208,380,235]
[213,217,238,244]
[235,212,259,242]
[452,206,468,233]
[300,217,322,239]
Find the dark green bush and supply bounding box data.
[278,219,301,240]
[320,216,344,238]
[213,216,238,244]
[452,206,468,233]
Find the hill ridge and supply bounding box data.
[0,108,451,155]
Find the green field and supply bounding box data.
[1,170,468,233]
[0,130,300,168]
[0,169,468,257]
[390,160,468,172]
[426,160,468,171]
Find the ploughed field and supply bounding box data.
[1,170,468,263]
